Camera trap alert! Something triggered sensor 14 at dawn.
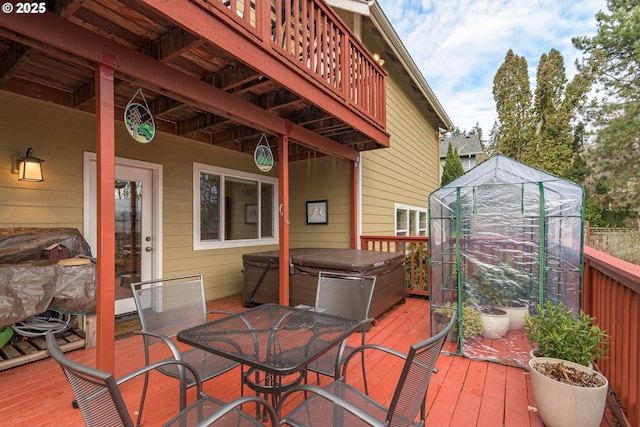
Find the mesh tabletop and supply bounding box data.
[177,304,360,376]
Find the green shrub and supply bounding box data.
[525,301,608,366]
[434,303,483,339]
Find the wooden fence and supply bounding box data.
[583,245,640,427]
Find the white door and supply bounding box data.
[84,153,163,315]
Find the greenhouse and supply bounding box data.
[429,154,584,367]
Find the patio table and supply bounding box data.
[177,303,361,408]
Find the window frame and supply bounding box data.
[394,203,428,236]
[193,163,279,250]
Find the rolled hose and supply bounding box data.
[10,316,72,338]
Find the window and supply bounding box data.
[194,163,278,249]
[394,203,427,236]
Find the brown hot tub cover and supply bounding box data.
[243,248,405,319]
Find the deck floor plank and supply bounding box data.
[0,294,616,426]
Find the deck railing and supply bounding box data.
[360,235,429,296]
[583,245,640,427]
[206,0,386,128]
[359,237,636,423]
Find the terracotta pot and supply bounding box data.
[528,357,608,427]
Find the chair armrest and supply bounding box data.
[116,358,204,395]
[340,343,407,378]
[197,395,278,426]
[207,309,236,316]
[133,330,183,360]
[276,384,385,427]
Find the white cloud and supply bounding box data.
[376,0,606,137]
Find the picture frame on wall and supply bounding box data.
[245,204,258,224]
[306,200,328,224]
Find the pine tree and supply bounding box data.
[492,50,533,160]
[441,143,465,186]
[469,122,484,148]
[574,0,640,222]
[524,49,594,176]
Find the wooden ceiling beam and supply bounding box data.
[0,42,30,85]
[141,27,204,62]
[0,11,359,161]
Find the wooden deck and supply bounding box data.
[0,295,620,426]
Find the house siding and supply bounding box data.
[360,74,440,236]
[0,91,279,300]
[289,156,351,248]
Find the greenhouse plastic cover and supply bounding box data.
[0,228,95,328]
[429,155,584,367]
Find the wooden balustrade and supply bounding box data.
[583,245,639,427]
[360,235,429,296]
[207,0,386,127]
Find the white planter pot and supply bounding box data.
[499,302,529,330]
[529,357,608,427]
[478,306,509,339]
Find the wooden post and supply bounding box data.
[278,122,292,306]
[95,59,116,372]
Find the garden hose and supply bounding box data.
[10,316,72,338]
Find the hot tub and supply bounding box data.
[242,248,405,319]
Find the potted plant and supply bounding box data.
[466,268,510,338]
[433,302,483,340]
[525,301,609,427]
[525,301,608,366]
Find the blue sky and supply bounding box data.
[375,0,607,138]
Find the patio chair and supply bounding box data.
[306,271,376,393]
[45,332,277,427]
[276,311,457,427]
[131,274,240,426]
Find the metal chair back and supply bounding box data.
[131,274,207,342]
[47,332,278,427]
[314,271,376,322]
[385,312,457,427]
[130,274,239,425]
[46,332,134,427]
[307,271,376,388]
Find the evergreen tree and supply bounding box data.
[441,143,465,186]
[486,120,500,155]
[525,49,595,176]
[492,50,533,160]
[573,0,640,223]
[469,122,484,148]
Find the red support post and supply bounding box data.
[278,123,292,306]
[95,60,116,372]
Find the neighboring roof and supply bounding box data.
[367,3,454,131]
[440,134,484,159]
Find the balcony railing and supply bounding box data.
[207,0,386,127]
[360,235,429,296]
[583,245,639,427]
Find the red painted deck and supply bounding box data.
[0,295,619,426]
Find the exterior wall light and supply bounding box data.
[16,148,44,182]
[372,52,385,67]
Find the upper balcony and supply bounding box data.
[0,0,388,161]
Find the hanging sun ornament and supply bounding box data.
[124,88,156,143]
[254,133,274,172]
